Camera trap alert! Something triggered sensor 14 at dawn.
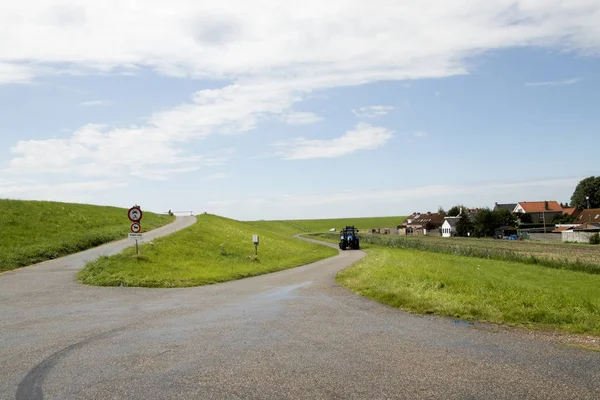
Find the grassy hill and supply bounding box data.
[0,199,175,272]
[78,214,338,288]
[246,216,406,236]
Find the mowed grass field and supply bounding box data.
[246,216,405,235]
[0,199,175,272]
[77,214,338,288]
[337,246,600,336]
[385,235,600,265]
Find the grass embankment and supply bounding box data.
[246,216,405,235]
[77,214,338,288]
[337,247,600,336]
[0,199,175,272]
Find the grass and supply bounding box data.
[311,232,600,274]
[336,246,600,336]
[77,214,338,288]
[246,216,406,236]
[0,199,175,272]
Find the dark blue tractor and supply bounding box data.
[339,226,360,250]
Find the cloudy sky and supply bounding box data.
[1,0,599,220]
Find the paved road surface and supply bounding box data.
[1,217,599,399]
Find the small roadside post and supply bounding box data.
[128,205,143,254]
[253,234,259,256]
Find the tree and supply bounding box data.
[472,208,516,237]
[438,206,447,216]
[473,208,496,237]
[447,204,467,217]
[494,209,517,227]
[515,212,532,224]
[570,176,600,209]
[456,212,473,237]
[552,213,576,224]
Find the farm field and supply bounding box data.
[337,246,600,336]
[310,231,600,273]
[246,216,406,236]
[78,214,338,288]
[0,199,175,272]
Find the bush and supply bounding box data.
[590,233,600,245]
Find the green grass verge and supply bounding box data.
[336,247,600,336]
[77,214,338,288]
[0,199,175,272]
[246,216,406,236]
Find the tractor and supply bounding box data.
[339,225,360,250]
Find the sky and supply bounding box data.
[1,0,599,221]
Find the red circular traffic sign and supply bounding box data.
[128,206,143,222]
[131,223,141,233]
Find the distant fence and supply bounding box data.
[562,232,595,244]
[528,233,562,242]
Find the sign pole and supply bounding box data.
[128,205,143,255]
[252,234,259,256]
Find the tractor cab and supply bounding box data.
[339,226,360,250]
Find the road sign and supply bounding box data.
[129,233,143,240]
[128,206,143,222]
[131,223,141,233]
[253,235,259,245]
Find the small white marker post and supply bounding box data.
[253,234,259,256]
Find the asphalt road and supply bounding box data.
[1,216,599,399]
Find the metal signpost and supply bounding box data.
[253,234,259,256]
[128,205,143,254]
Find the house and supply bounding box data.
[573,208,600,225]
[562,207,580,217]
[561,222,600,243]
[493,202,517,213]
[573,223,600,232]
[512,201,563,224]
[401,211,445,236]
[442,217,459,237]
[552,224,580,233]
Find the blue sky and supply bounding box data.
[1,1,599,220]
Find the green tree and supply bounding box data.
[447,204,467,217]
[552,213,576,224]
[515,212,533,224]
[472,208,516,237]
[570,176,600,209]
[456,212,473,237]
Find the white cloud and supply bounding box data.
[3,1,600,191]
[273,123,394,160]
[81,100,108,106]
[201,173,230,181]
[280,112,323,125]
[0,62,37,84]
[1,1,599,86]
[352,105,395,118]
[526,78,583,86]
[413,131,429,138]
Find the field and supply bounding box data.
[0,199,175,272]
[312,232,600,274]
[77,214,338,288]
[376,235,600,264]
[337,247,600,336]
[246,216,405,236]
